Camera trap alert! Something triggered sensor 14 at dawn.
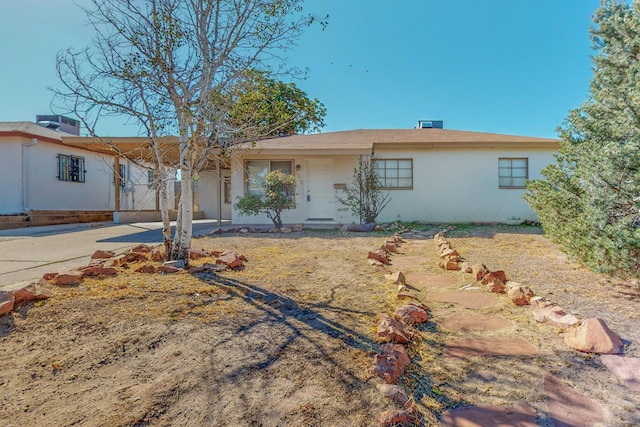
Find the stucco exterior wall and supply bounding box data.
[0,139,25,213]
[230,154,361,225]
[229,147,556,225]
[373,147,555,223]
[198,169,232,220]
[1,136,159,214]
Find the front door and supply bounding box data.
[306,159,335,220]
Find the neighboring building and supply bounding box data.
[229,123,559,225]
[0,117,161,220]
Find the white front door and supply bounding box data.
[306,160,335,220]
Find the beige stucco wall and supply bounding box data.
[229,146,556,225]
[1,136,159,214]
[373,147,555,223]
[198,169,232,220]
[0,139,24,213]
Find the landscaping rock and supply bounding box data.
[377,314,416,344]
[135,265,156,274]
[130,244,153,253]
[368,251,389,265]
[372,343,410,384]
[0,291,15,316]
[428,291,498,310]
[385,271,405,285]
[444,337,538,358]
[564,318,623,354]
[460,262,473,273]
[600,355,640,392]
[405,272,458,289]
[81,265,118,277]
[440,315,512,332]
[375,383,409,406]
[125,252,148,263]
[54,271,84,286]
[189,248,211,259]
[5,279,53,304]
[150,249,165,262]
[508,285,534,306]
[394,305,428,324]
[438,259,459,270]
[485,277,506,293]
[91,250,115,259]
[530,295,553,309]
[216,252,244,269]
[110,255,128,267]
[291,224,304,232]
[441,402,537,427]
[368,259,383,267]
[379,409,412,427]
[480,270,507,285]
[534,306,579,329]
[396,291,421,302]
[381,242,398,253]
[157,265,180,274]
[42,272,58,281]
[473,264,490,281]
[543,373,605,426]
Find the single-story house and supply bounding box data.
[229,121,559,225]
[0,116,166,225]
[57,119,559,226]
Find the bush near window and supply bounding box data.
[235,170,296,229]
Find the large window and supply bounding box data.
[245,160,293,195]
[499,158,528,188]
[57,154,85,183]
[374,159,413,189]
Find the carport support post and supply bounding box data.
[114,156,121,211]
[216,158,222,228]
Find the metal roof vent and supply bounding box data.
[416,120,443,129]
[36,114,81,136]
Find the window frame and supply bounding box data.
[373,158,414,190]
[244,159,295,196]
[498,157,528,189]
[57,154,86,183]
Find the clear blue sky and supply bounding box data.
[0,0,601,138]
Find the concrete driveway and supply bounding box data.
[0,220,224,287]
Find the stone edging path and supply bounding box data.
[365,230,640,426]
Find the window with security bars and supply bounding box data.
[57,154,86,183]
[373,159,413,189]
[499,158,528,188]
[113,164,126,187]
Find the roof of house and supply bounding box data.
[0,121,73,142]
[240,129,560,153]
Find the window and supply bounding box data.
[113,164,126,187]
[245,160,293,195]
[57,154,85,183]
[147,170,156,189]
[499,158,528,188]
[373,159,413,189]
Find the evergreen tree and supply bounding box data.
[525,0,640,278]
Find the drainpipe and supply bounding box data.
[216,158,222,228]
[21,138,38,212]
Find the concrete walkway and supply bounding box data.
[0,220,225,287]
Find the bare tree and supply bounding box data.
[53,0,326,265]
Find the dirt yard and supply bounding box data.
[0,224,638,426]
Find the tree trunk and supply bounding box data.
[158,164,172,260]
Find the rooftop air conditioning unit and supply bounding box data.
[416,120,443,129]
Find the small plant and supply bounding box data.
[235,170,296,229]
[336,154,391,224]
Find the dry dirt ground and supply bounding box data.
[0,224,638,426]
